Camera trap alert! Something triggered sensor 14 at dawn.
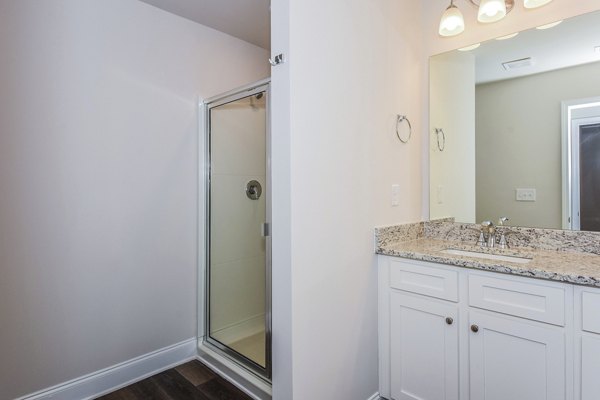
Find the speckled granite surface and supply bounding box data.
[375,219,600,287]
[375,222,424,247]
[375,218,454,249]
[423,219,600,255]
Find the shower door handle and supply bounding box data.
[262,223,270,237]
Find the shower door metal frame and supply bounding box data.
[200,78,272,382]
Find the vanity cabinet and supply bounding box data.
[379,256,575,400]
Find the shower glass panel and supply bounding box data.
[206,84,270,379]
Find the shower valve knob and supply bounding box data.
[246,180,262,200]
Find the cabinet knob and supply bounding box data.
[445,317,454,325]
[471,324,479,333]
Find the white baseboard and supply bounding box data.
[16,338,197,400]
[367,392,381,400]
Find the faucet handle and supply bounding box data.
[477,231,486,247]
[498,228,519,249]
[498,217,509,226]
[465,226,486,247]
[499,232,509,249]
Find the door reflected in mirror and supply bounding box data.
[429,10,600,231]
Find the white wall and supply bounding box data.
[271,0,425,398]
[0,1,269,398]
[429,51,476,223]
[476,61,600,229]
[422,0,600,220]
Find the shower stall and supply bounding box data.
[199,79,271,387]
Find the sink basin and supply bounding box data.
[441,249,532,264]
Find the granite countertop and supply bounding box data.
[377,237,600,287]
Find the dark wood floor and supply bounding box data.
[96,360,253,400]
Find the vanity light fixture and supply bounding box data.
[477,0,507,23]
[439,0,465,37]
[439,0,553,37]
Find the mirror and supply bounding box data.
[429,10,600,231]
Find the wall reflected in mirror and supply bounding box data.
[429,10,600,231]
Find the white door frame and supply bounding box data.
[560,97,600,229]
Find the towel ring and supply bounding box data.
[396,115,412,144]
[435,128,445,151]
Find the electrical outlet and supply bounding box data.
[516,188,536,202]
[391,184,400,206]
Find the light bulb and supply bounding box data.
[478,0,507,23]
[439,3,465,37]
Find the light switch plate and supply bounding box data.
[516,188,536,202]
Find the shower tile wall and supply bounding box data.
[210,98,266,351]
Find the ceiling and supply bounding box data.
[139,0,271,50]
[463,10,600,84]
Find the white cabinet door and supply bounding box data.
[469,311,566,400]
[390,292,459,400]
[580,335,600,400]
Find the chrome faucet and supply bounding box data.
[468,217,520,249]
[481,220,496,248]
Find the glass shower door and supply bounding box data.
[206,84,270,378]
